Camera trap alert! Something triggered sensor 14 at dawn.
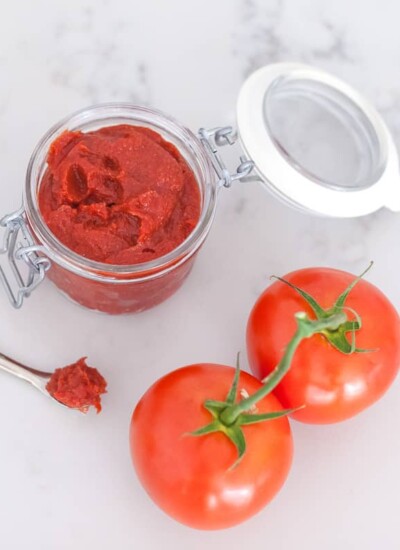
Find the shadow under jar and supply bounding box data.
[25,105,216,314]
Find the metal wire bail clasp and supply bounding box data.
[198,126,255,188]
[0,208,51,308]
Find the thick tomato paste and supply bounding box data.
[46,357,107,413]
[38,125,201,264]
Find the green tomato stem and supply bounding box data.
[220,311,347,426]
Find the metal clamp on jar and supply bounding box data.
[1,63,399,314]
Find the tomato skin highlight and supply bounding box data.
[130,364,293,530]
[247,268,400,424]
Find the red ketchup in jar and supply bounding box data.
[39,126,200,266]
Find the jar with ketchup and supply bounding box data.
[1,63,398,314]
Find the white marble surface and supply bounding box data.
[1,0,400,548]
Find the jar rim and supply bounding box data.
[24,103,217,282]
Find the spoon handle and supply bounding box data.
[0,352,50,394]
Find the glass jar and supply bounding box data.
[2,105,217,314]
[1,62,400,313]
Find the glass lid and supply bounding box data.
[237,63,400,217]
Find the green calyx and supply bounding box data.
[271,261,374,355]
[190,263,374,466]
[190,354,301,469]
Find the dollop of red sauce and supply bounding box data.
[46,357,107,413]
[38,125,201,264]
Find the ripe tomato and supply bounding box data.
[130,364,293,530]
[247,267,400,424]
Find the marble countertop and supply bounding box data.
[1,0,400,548]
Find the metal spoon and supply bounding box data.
[0,351,65,407]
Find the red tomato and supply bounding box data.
[247,267,400,424]
[130,364,293,530]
